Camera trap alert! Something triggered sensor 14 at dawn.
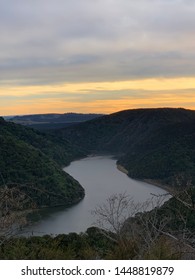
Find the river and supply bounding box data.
[24,155,169,236]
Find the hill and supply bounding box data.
[55,108,195,188]
[1,109,195,260]
[9,113,104,131]
[0,117,85,208]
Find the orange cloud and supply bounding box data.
[1,77,195,115]
[1,77,195,97]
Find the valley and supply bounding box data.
[1,108,195,259]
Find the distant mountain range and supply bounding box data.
[54,108,195,188]
[8,113,104,130]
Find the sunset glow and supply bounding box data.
[1,0,195,115]
[1,77,195,115]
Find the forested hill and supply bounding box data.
[55,108,195,188]
[8,113,104,130]
[9,113,104,124]
[0,117,85,207]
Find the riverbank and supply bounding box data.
[142,179,174,194]
[117,163,173,194]
[117,164,128,175]
[23,156,168,235]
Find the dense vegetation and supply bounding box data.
[0,228,117,260]
[0,117,85,207]
[1,108,195,259]
[55,108,195,187]
[1,191,195,260]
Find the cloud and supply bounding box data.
[1,0,195,114]
[0,0,195,85]
[1,77,195,115]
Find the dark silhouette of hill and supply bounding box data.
[1,109,195,260]
[0,117,85,207]
[55,108,195,187]
[2,107,195,205]
[9,113,104,130]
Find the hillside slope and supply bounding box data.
[55,108,195,187]
[0,117,85,207]
[9,113,104,131]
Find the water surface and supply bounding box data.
[25,156,168,235]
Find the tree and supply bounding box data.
[92,191,195,259]
[0,182,36,246]
[92,193,140,241]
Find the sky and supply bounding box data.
[1,0,195,115]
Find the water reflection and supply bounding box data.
[24,156,169,236]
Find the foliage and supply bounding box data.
[56,108,195,187]
[0,229,116,260]
[0,118,85,207]
[1,108,195,260]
